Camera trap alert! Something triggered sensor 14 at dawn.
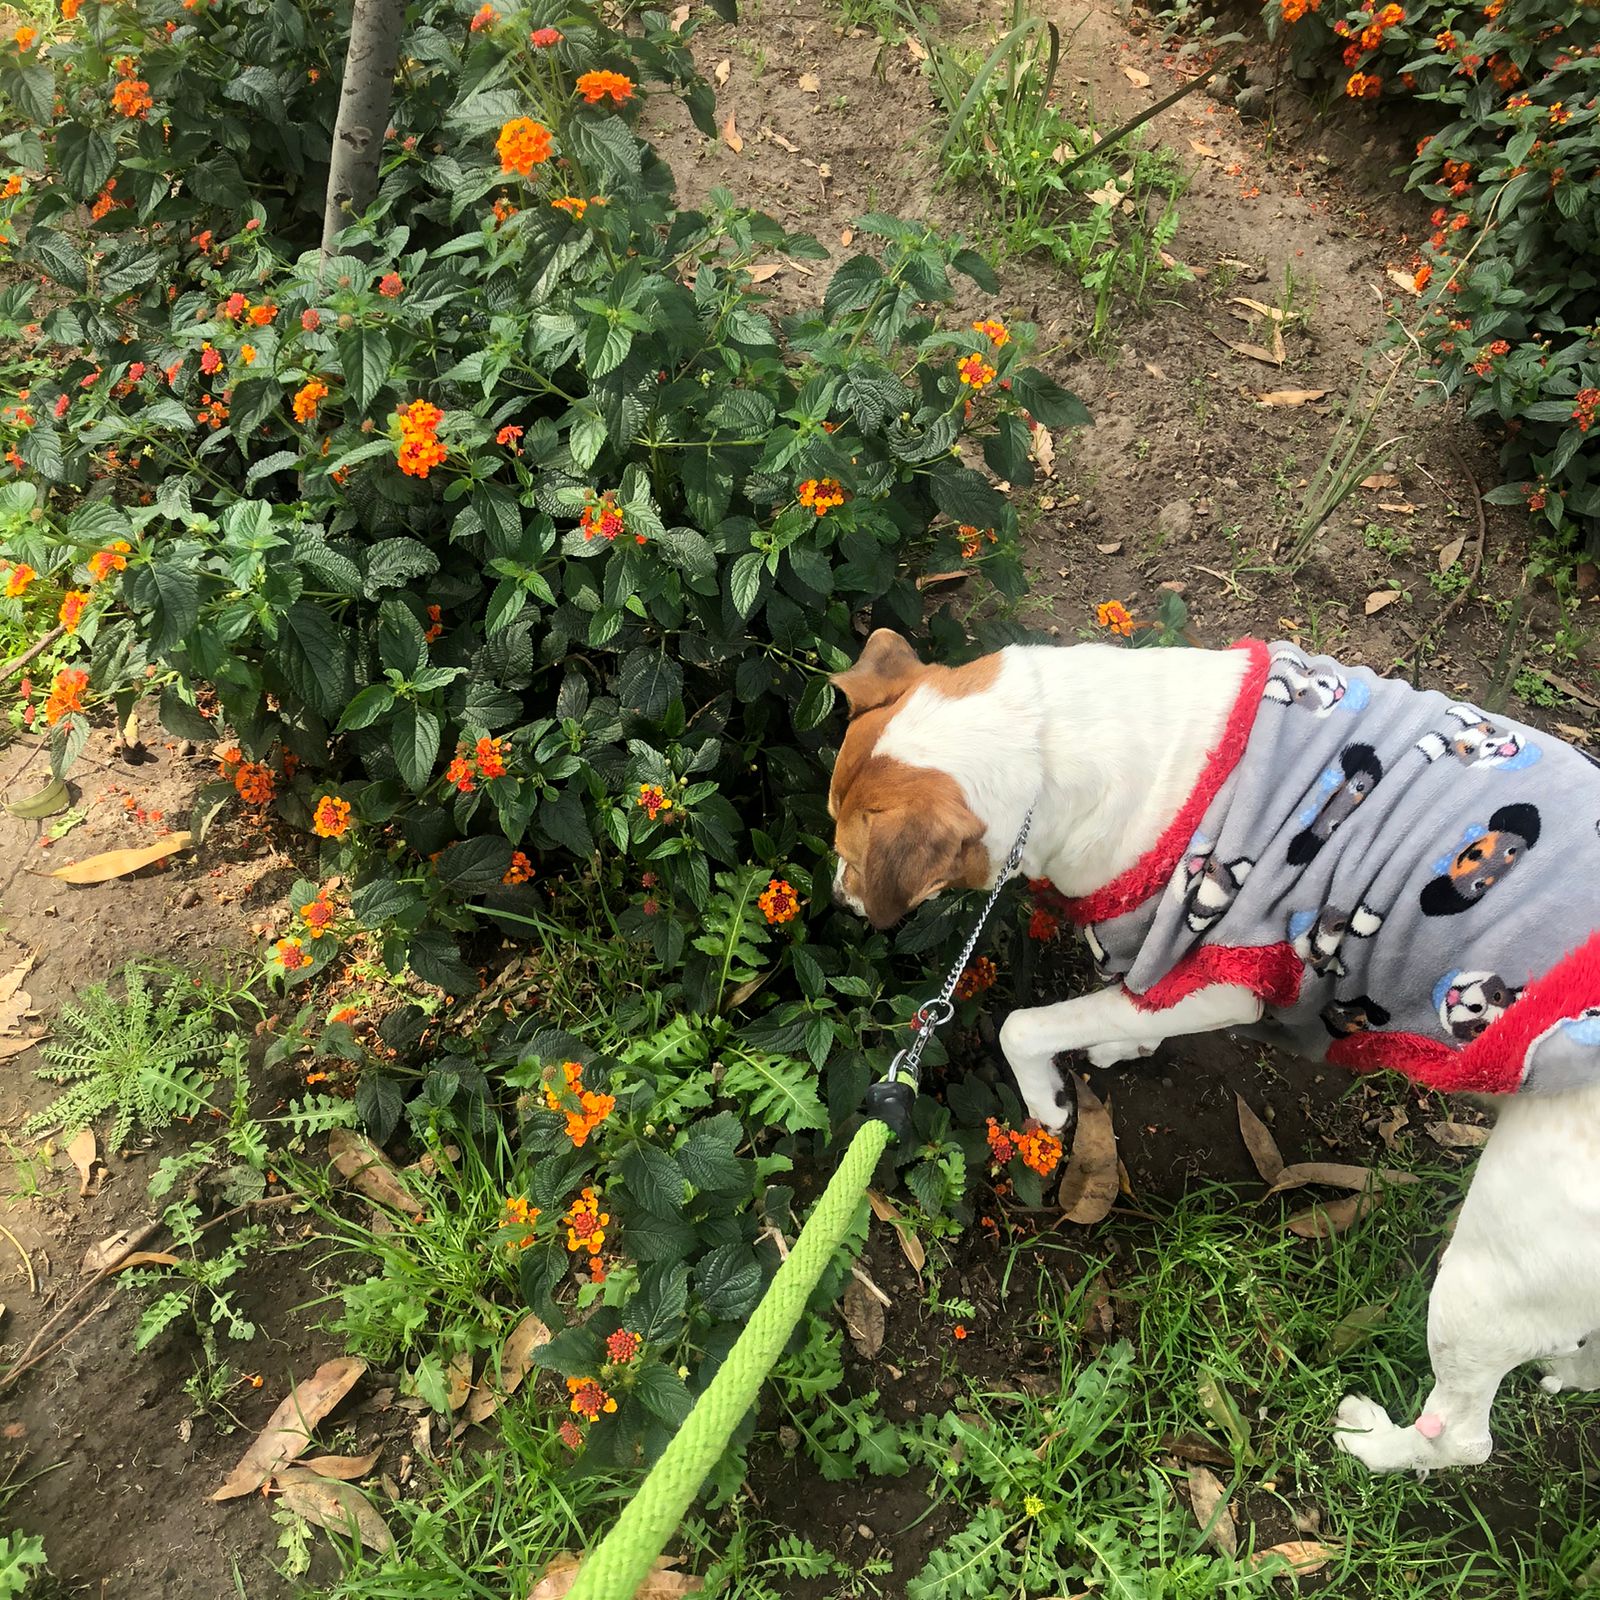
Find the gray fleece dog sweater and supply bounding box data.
[1057,640,1600,1095]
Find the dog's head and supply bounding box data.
[828,630,993,929]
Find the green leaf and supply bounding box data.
[793,674,836,733]
[145,559,202,656]
[633,1361,694,1426]
[335,684,396,733]
[158,685,215,740]
[824,255,884,320]
[378,599,427,676]
[356,1074,405,1143]
[364,536,440,597]
[619,1143,686,1218]
[929,461,1006,528]
[695,1242,765,1321]
[951,248,999,293]
[280,601,353,718]
[728,551,765,620]
[338,325,393,414]
[351,876,428,925]
[677,1111,746,1194]
[983,414,1034,485]
[406,929,477,994]
[53,123,116,201]
[720,1052,827,1133]
[623,1212,698,1264]
[616,650,684,723]
[1010,368,1091,429]
[390,703,441,792]
[435,835,515,893]
[625,1262,690,1340]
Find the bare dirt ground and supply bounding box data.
[6,0,1600,1592]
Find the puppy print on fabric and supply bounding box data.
[1419,802,1542,918]
[1174,840,1254,934]
[1321,995,1392,1037]
[1432,970,1524,1042]
[1286,744,1384,867]
[1288,903,1384,979]
[1415,705,1543,771]
[1521,1008,1600,1093]
[1262,651,1371,717]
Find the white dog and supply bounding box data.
[828,629,1600,1474]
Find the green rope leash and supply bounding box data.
[566,1118,893,1600]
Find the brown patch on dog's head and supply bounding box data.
[828,631,997,928]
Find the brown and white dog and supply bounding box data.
[828,628,1600,1475]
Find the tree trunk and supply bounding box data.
[319,0,407,261]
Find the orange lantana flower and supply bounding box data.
[575,69,634,104]
[396,398,447,478]
[234,761,275,807]
[59,590,90,632]
[758,878,800,925]
[44,668,89,725]
[293,379,328,422]
[496,116,552,175]
[797,478,846,515]
[1096,600,1134,637]
[312,794,352,838]
[88,541,131,583]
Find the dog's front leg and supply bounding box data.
[999,983,1263,1131]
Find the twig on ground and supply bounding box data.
[0,1223,36,1295]
[0,626,64,685]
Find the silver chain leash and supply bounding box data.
[882,806,1034,1091]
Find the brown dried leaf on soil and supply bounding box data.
[275,1467,394,1553]
[668,2,690,27]
[45,832,193,883]
[1123,63,1151,86]
[1360,472,1399,490]
[446,1349,474,1411]
[328,1129,423,1217]
[530,1553,703,1598]
[1235,1095,1284,1184]
[714,57,730,85]
[1213,332,1282,367]
[108,1250,180,1272]
[1364,589,1401,616]
[1426,1120,1491,1149]
[1437,536,1467,573]
[211,1357,367,1501]
[81,1222,160,1274]
[1286,1191,1380,1239]
[1058,1077,1117,1226]
[866,1187,926,1273]
[1186,1465,1237,1558]
[1030,421,1056,477]
[798,70,819,92]
[1378,499,1418,515]
[904,32,927,60]
[1386,266,1421,296]
[1096,541,1122,554]
[842,1274,885,1358]
[745,263,784,282]
[1247,1541,1336,1576]
[464,1312,553,1425]
[1189,139,1220,159]
[720,112,743,153]
[299,1448,381,1481]
[1257,389,1328,407]
[66,1129,98,1197]
[1267,1161,1418,1194]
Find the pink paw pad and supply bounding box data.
[1414,1412,1445,1439]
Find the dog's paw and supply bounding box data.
[1333,1395,1420,1474]
[1084,1040,1155,1069]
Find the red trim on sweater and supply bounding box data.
[1326,1029,1456,1084]
[1060,638,1271,927]
[1457,930,1600,1092]
[1128,940,1304,1013]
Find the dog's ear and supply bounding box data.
[831,629,924,719]
[1420,876,1472,917]
[1489,801,1541,847]
[857,799,987,929]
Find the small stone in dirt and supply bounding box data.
[858,1525,874,1540]
[1156,501,1194,542]
[1235,85,1269,118]
[777,1425,800,1451]
[1293,1505,1323,1533]
[177,888,200,909]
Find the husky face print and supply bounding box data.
[1419,802,1541,917]
[1415,705,1542,771]
[1432,970,1523,1041]
[1177,846,1254,934]
[1321,995,1392,1038]
[1289,903,1384,979]
[1263,652,1371,717]
[1287,744,1384,867]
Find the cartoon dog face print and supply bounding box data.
[1415,705,1542,772]
[1419,802,1542,917]
[1288,903,1383,979]
[1263,651,1371,717]
[1432,970,1523,1041]
[1082,923,1120,981]
[1286,744,1384,867]
[1175,844,1254,934]
[1321,995,1392,1038]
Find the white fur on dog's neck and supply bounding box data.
[875,641,1251,896]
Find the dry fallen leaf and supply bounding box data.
[0,956,34,1010]
[1248,1540,1335,1577]
[714,57,730,85]
[82,1223,159,1275]
[446,1350,474,1411]
[1084,181,1127,210]
[1236,1095,1284,1185]
[1326,1301,1389,1356]
[1387,266,1421,296]
[866,1188,926,1273]
[720,112,743,154]
[842,1274,885,1359]
[766,129,799,154]
[328,1129,423,1218]
[66,1129,98,1198]
[1215,333,1283,367]
[1187,1465,1237,1558]
[1267,1161,1418,1195]
[745,263,784,283]
[668,2,690,28]
[1378,499,1418,515]
[916,569,976,590]
[299,1448,382,1482]
[530,1552,703,1599]
[1286,1191,1380,1239]
[1426,1120,1491,1149]
[212,1357,367,1501]
[904,32,927,60]
[1438,536,1467,574]
[1188,139,1220,160]
[46,832,193,884]
[464,1312,553,1426]
[1058,1078,1117,1226]
[798,70,820,92]
[1030,422,1056,478]
[108,1250,181,1273]
[1364,589,1401,616]
[1123,64,1151,86]
[1257,389,1328,407]
[839,228,853,247]
[276,1467,394,1553]
[1095,541,1123,555]
[1360,472,1399,490]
